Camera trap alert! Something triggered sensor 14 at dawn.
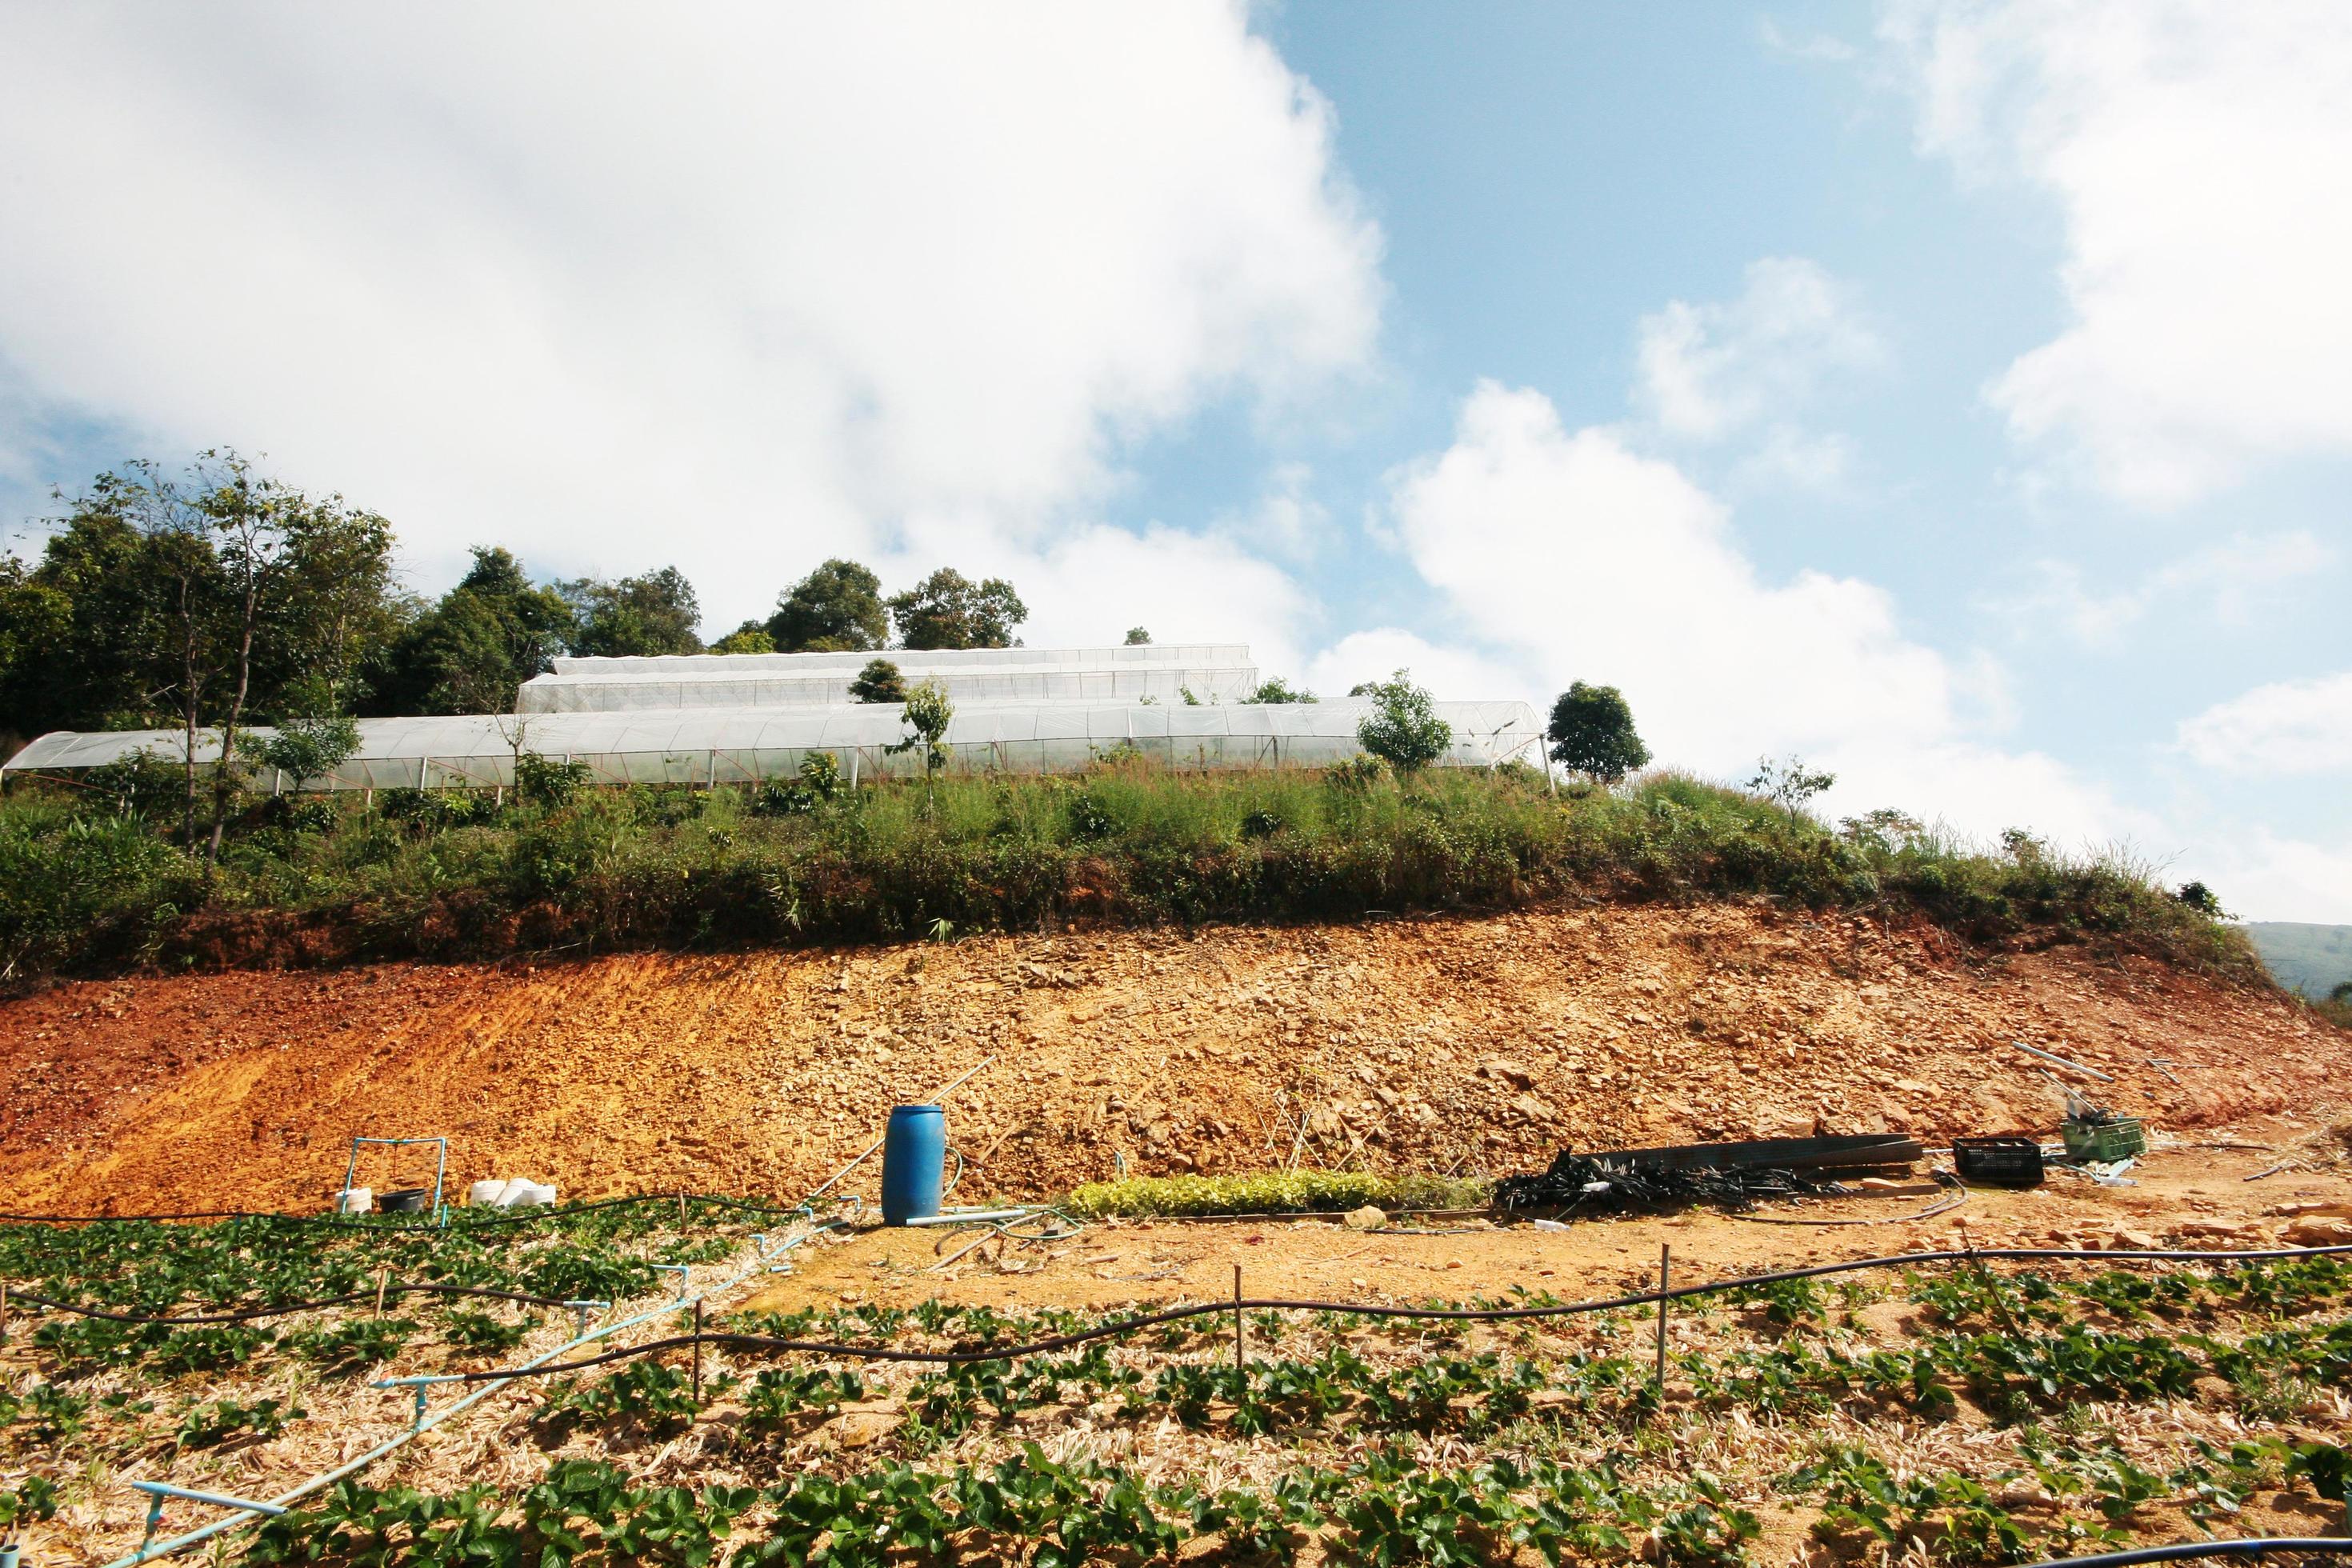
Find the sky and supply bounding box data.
[1,1,2347,919]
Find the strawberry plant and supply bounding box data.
[292,1317,415,1373]
[440,1306,534,1352]
[742,1365,865,1429]
[149,1323,278,1375]
[174,1394,304,1448]
[535,1358,704,1437]
[0,1474,59,1530]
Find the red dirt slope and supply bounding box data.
[1,905,2342,1215]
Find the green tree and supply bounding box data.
[847,658,906,704]
[36,453,397,858]
[1353,669,1451,774]
[1125,626,1151,645]
[373,548,575,716]
[767,558,886,652]
[710,622,775,655]
[0,509,170,739]
[1747,754,1836,824]
[1246,677,1317,704]
[887,678,954,802]
[560,566,702,657]
[886,568,1026,650]
[1545,682,1650,783]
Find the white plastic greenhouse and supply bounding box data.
[517,652,1263,713]
[2,701,1546,791]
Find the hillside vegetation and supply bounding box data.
[0,758,2254,986]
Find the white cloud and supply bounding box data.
[1760,18,1862,65]
[1632,257,1883,442]
[1992,531,2336,647]
[1302,629,1526,710]
[1218,462,1332,561]
[1389,381,1968,757]
[2187,830,2352,925]
[1884,0,2352,506]
[0,2,1380,630]
[1375,379,2175,849]
[2176,670,2352,774]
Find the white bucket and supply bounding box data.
[467,1179,506,1207]
[334,1187,374,1215]
[489,1178,557,1208]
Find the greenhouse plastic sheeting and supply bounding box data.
[517,663,1263,713]
[543,643,1249,677]
[4,702,1546,790]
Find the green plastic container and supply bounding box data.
[2062,1117,2146,1162]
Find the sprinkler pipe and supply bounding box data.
[129,1482,285,1558]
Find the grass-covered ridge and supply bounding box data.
[0,759,2257,982]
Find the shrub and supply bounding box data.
[514,751,592,807]
[1353,670,1452,774]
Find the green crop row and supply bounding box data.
[241,1445,1758,1568]
[1062,1170,1490,1218]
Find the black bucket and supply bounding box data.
[1953,1136,2045,1188]
[378,1186,431,1214]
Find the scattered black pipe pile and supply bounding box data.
[1494,1148,1853,1214]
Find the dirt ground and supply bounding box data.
[1,903,2344,1216]
[741,1114,2352,1318]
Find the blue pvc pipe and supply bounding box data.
[879,1105,946,1226]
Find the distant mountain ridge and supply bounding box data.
[2244,922,2352,999]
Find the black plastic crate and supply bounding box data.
[1952,1135,2045,1187]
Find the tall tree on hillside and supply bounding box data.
[561,566,703,658]
[371,547,575,716]
[1546,682,1650,784]
[767,558,887,652]
[887,567,1026,650]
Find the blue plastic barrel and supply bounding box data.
[879,1103,946,1225]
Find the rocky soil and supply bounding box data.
[1,903,2343,1215]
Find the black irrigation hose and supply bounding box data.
[432,1242,2352,1382]
[13,1281,582,1324]
[2020,1542,2352,1568]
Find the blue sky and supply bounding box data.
[2,2,2347,917]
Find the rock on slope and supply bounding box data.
[0,905,2341,1214]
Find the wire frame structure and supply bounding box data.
[3,701,1547,792]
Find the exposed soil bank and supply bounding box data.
[2,904,2342,1215]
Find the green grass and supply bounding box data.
[0,760,2265,983]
